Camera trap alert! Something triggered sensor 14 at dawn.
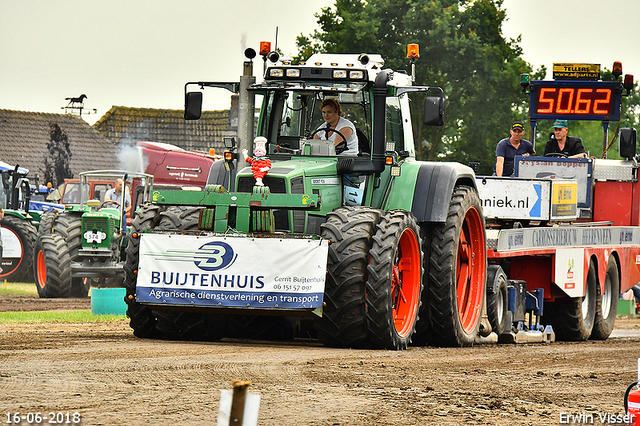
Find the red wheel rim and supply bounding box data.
[392,227,421,337]
[456,206,485,333]
[36,249,47,289]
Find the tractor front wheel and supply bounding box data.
[366,211,422,350]
[315,206,382,348]
[123,204,166,339]
[33,234,73,298]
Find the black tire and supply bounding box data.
[124,204,166,338]
[225,316,299,341]
[425,186,487,347]
[49,212,89,298]
[154,310,225,341]
[151,206,226,342]
[366,211,423,350]
[37,211,58,237]
[0,215,37,282]
[486,265,509,336]
[33,234,73,298]
[591,256,619,340]
[314,206,382,348]
[545,260,597,341]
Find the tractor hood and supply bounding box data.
[238,157,337,181]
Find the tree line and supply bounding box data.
[295,0,639,174]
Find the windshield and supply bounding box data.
[258,85,371,154]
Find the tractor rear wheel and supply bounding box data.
[426,186,486,347]
[591,256,619,340]
[0,215,37,282]
[366,211,422,350]
[545,260,597,341]
[37,211,58,237]
[33,234,73,298]
[49,212,89,297]
[315,206,382,348]
[124,204,166,338]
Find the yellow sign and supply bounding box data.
[551,181,578,218]
[553,63,600,80]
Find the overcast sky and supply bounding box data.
[1,0,638,126]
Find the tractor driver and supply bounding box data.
[104,178,131,217]
[544,119,588,159]
[313,98,358,156]
[494,121,535,177]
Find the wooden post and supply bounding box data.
[228,379,251,425]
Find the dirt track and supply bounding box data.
[1,293,639,425]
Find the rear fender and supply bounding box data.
[410,162,477,223]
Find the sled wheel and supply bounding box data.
[315,206,383,348]
[427,186,486,347]
[547,259,597,341]
[486,265,509,336]
[366,211,422,350]
[591,256,619,340]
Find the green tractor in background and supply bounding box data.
[34,170,154,298]
[0,164,62,282]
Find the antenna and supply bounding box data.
[275,26,278,51]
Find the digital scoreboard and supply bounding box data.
[529,80,622,121]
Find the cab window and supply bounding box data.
[386,97,404,151]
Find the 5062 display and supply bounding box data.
[529,80,621,121]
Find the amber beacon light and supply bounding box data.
[407,44,419,59]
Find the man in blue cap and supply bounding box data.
[544,119,588,158]
[494,121,535,176]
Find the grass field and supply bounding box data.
[0,281,37,295]
[0,310,127,323]
[0,281,127,323]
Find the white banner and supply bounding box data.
[555,248,585,298]
[136,234,328,309]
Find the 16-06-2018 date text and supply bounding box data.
[5,412,81,424]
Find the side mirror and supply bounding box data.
[184,92,203,120]
[619,128,637,160]
[424,96,445,126]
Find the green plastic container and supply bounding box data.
[91,288,127,315]
[617,297,637,316]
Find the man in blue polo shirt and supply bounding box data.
[494,121,535,176]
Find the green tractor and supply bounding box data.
[34,170,154,298]
[0,164,51,282]
[123,47,486,349]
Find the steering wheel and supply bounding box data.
[546,152,568,158]
[309,127,347,144]
[100,201,119,209]
[309,127,348,154]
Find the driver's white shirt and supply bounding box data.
[316,116,358,156]
[104,187,131,208]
